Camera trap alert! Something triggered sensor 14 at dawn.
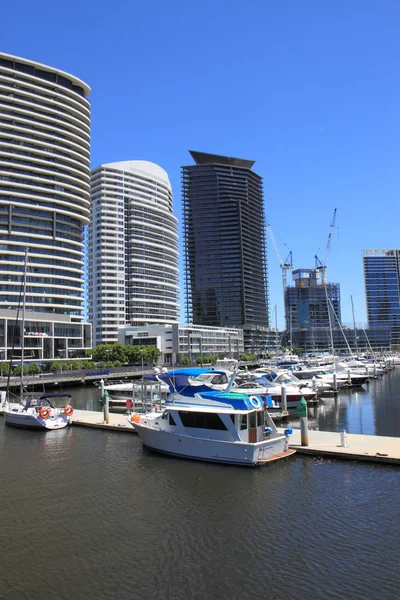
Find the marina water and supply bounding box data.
[1,371,399,599]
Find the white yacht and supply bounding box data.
[3,393,73,430]
[128,368,295,466]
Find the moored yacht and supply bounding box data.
[128,368,295,466]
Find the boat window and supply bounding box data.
[230,414,235,423]
[257,411,264,427]
[178,411,227,430]
[162,410,168,419]
[211,374,228,385]
[249,412,257,428]
[240,414,247,430]
[169,412,176,426]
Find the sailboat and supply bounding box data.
[2,249,74,429]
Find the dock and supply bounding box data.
[284,428,400,466]
[1,406,399,465]
[71,409,133,432]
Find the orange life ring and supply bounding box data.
[64,405,74,417]
[39,407,50,419]
[131,413,140,424]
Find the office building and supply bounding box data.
[118,322,244,365]
[0,52,91,361]
[182,151,269,353]
[284,268,341,330]
[363,249,400,346]
[88,161,179,346]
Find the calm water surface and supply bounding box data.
[1,372,399,599]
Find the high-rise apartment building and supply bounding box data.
[363,249,400,345]
[0,52,91,360]
[88,161,179,346]
[182,151,269,352]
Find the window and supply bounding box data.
[169,413,176,426]
[240,414,247,430]
[178,411,227,430]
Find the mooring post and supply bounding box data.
[365,365,369,378]
[103,389,110,424]
[347,368,351,385]
[296,397,308,446]
[340,429,348,447]
[281,384,287,414]
[373,363,377,378]
[333,371,338,392]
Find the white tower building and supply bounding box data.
[88,161,179,346]
[0,52,91,361]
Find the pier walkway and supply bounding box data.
[284,428,400,466]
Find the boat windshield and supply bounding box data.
[193,373,228,385]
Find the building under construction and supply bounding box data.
[284,268,341,331]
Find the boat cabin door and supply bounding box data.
[248,411,257,443]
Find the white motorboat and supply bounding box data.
[128,368,295,466]
[3,393,73,430]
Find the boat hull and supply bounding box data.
[133,423,292,466]
[4,411,69,430]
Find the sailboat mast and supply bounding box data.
[324,285,335,358]
[20,248,28,401]
[350,295,359,356]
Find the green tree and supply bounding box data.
[82,360,93,370]
[181,356,190,366]
[113,360,122,368]
[50,361,63,372]
[13,365,29,377]
[27,363,41,376]
[0,363,10,376]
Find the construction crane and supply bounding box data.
[314,208,337,285]
[266,218,293,316]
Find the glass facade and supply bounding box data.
[363,250,400,345]
[182,151,269,353]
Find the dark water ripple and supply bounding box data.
[1,373,400,599]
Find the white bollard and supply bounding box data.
[312,376,317,391]
[347,368,351,385]
[300,416,309,446]
[340,429,348,448]
[333,371,338,392]
[281,384,287,414]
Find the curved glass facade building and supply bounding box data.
[0,52,90,319]
[88,161,179,346]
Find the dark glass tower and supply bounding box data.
[182,151,269,352]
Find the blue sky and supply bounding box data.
[2,0,400,329]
